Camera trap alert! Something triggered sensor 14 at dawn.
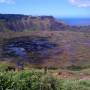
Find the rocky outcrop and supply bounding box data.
[0,14,68,32]
[0,14,90,32]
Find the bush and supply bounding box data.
[40,75,58,90]
[0,70,90,90]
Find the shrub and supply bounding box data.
[0,70,90,90]
[40,75,58,90]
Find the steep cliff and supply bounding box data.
[0,14,68,32]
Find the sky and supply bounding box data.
[0,0,90,18]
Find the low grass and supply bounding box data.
[0,61,90,90]
[0,69,90,90]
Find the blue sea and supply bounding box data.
[58,18,90,26]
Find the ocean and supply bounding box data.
[58,18,90,26]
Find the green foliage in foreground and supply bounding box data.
[0,70,90,90]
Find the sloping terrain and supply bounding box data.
[0,14,90,32]
[0,14,68,32]
[0,14,90,68]
[0,31,90,68]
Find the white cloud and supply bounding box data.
[69,0,90,7]
[0,0,15,4]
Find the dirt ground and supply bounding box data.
[52,70,90,80]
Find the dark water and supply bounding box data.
[58,18,90,26]
[3,37,57,60]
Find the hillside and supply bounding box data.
[0,14,90,32]
[0,14,68,32]
[0,14,90,68]
[0,31,90,68]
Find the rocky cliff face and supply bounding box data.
[0,14,68,32]
[0,14,90,32]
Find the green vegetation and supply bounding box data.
[0,62,12,72]
[0,69,90,90]
[67,65,84,71]
[0,20,4,26]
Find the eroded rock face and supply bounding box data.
[0,14,90,32]
[2,37,58,64]
[0,14,67,31]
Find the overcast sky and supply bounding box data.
[0,0,90,18]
